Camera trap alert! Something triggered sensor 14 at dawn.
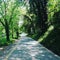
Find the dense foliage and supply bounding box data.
[0,0,23,46]
[0,0,60,56]
[21,0,60,55]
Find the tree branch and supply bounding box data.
[0,19,5,26]
[9,4,18,25]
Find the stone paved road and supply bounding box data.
[0,37,60,60]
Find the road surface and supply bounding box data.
[0,37,60,60]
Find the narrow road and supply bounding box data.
[0,37,60,60]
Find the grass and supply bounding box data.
[0,36,16,47]
[0,37,7,46]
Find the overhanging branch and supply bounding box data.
[0,19,5,26]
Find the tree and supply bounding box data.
[0,0,21,41]
[23,14,36,34]
[22,0,48,37]
[29,0,48,34]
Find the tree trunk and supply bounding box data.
[16,29,19,39]
[5,19,10,41]
[5,25,10,41]
[12,28,14,38]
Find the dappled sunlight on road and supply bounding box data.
[0,37,60,60]
[6,37,60,60]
